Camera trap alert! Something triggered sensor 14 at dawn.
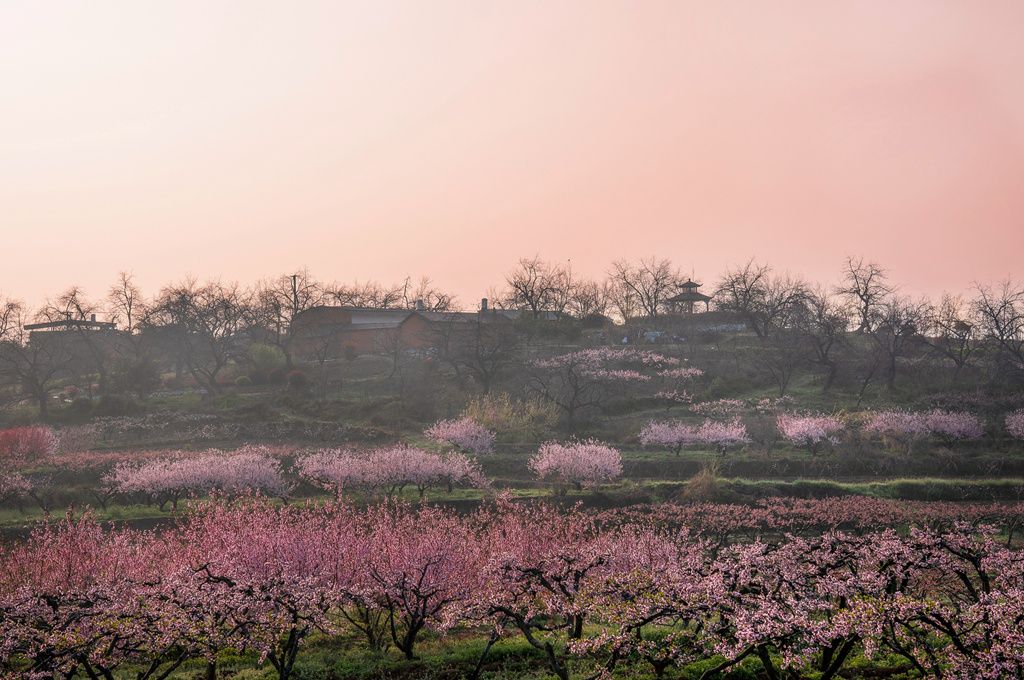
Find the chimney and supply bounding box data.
[90,314,96,322]
[480,297,488,311]
[414,299,425,311]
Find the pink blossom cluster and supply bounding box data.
[754,395,796,413]
[696,419,752,451]
[689,396,795,416]
[639,420,699,454]
[607,498,1024,539]
[776,413,845,450]
[2,501,1023,680]
[924,409,986,440]
[423,417,495,454]
[1004,410,1024,440]
[0,473,32,504]
[52,425,98,455]
[0,426,56,466]
[533,346,678,381]
[528,440,623,490]
[106,446,291,510]
[297,445,487,497]
[658,366,704,380]
[864,409,984,441]
[639,419,751,454]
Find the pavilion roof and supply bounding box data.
[666,290,712,303]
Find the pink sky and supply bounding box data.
[1,1,1022,310]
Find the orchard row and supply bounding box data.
[2,498,1024,679]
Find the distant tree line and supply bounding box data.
[0,256,1022,419]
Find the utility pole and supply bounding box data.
[291,274,299,315]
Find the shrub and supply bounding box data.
[463,393,558,443]
[112,357,161,397]
[0,426,57,464]
[93,394,142,417]
[235,375,253,387]
[681,461,724,502]
[268,367,287,385]
[248,343,287,383]
[288,660,329,680]
[287,369,308,389]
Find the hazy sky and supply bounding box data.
[2,1,1023,310]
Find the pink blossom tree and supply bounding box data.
[297,445,488,498]
[360,504,482,659]
[180,500,360,680]
[776,413,846,452]
[424,417,495,455]
[0,426,56,466]
[640,419,750,456]
[528,440,622,493]
[655,365,704,410]
[0,472,32,507]
[531,347,679,430]
[1,501,1024,679]
[639,420,699,455]
[864,409,984,451]
[1007,410,1024,440]
[107,447,291,510]
[923,409,985,441]
[696,419,751,454]
[470,503,618,680]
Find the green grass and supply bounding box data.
[6,474,1022,534]
[724,475,1024,501]
[100,626,918,680]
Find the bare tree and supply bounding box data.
[253,269,327,367]
[760,330,807,396]
[305,324,347,400]
[836,257,892,333]
[324,276,455,312]
[608,257,680,318]
[431,316,520,393]
[38,287,117,395]
[144,280,252,395]
[503,256,571,318]
[715,260,808,338]
[973,279,1024,375]
[923,294,976,378]
[566,279,610,320]
[870,296,930,390]
[399,276,457,311]
[793,287,849,391]
[606,280,640,323]
[0,298,74,419]
[107,272,146,334]
[328,280,406,308]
